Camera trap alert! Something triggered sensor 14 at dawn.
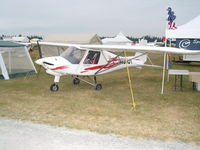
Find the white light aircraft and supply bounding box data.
[34,42,200,92]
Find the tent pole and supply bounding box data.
[161,53,167,94]
[0,53,9,80]
[8,51,11,73]
[161,36,167,94]
[25,46,37,74]
[37,40,42,58]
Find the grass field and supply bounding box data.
[0,52,200,144]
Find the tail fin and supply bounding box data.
[134,52,147,64]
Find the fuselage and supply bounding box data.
[35,47,146,77]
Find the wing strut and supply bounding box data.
[124,51,136,112]
[95,52,123,75]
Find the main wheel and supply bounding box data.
[95,84,102,90]
[73,78,80,85]
[50,83,59,91]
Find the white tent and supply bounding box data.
[163,15,199,93]
[166,15,200,62]
[44,34,102,44]
[0,41,37,80]
[166,15,200,39]
[12,36,29,43]
[102,32,133,45]
[3,36,29,43]
[40,34,102,57]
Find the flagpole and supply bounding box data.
[161,8,169,94]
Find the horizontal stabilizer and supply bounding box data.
[134,52,147,64]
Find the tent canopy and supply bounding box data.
[0,40,37,80]
[166,15,200,39]
[0,41,25,47]
[102,32,133,45]
[41,34,102,57]
[40,34,102,57]
[3,36,29,43]
[43,34,102,44]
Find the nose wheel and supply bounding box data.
[50,83,59,91]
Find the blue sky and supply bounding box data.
[1,0,200,37]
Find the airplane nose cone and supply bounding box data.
[35,58,44,65]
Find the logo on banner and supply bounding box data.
[176,39,200,50]
[179,39,191,48]
[193,40,200,45]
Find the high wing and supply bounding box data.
[32,41,200,54]
[32,41,79,48]
[80,44,200,54]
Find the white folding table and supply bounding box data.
[168,69,189,91]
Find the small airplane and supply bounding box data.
[34,42,200,91]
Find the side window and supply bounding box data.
[61,47,85,64]
[84,51,100,64]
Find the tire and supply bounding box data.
[95,84,102,90]
[50,83,59,91]
[73,78,80,85]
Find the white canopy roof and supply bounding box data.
[44,34,102,44]
[166,15,200,39]
[102,32,132,45]
[40,34,102,57]
[3,36,29,42]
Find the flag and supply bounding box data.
[167,7,177,30]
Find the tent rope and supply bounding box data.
[124,51,136,112]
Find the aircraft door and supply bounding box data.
[83,50,101,65]
[76,50,102,75]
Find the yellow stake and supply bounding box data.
[124,51,136,112]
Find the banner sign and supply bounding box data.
[176,39,200,50]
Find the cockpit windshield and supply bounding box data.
[61,47,85,64]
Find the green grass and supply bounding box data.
[0,52,200,144]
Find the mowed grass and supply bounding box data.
[0,52,200,144]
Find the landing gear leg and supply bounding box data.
[72,76,102,90]
[50,76,60,92]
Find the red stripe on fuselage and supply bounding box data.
[134,59,140,61]
[108,58,119,62]
[84,63,119,71]
[51,66,68,70]
[80,70,88,73]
